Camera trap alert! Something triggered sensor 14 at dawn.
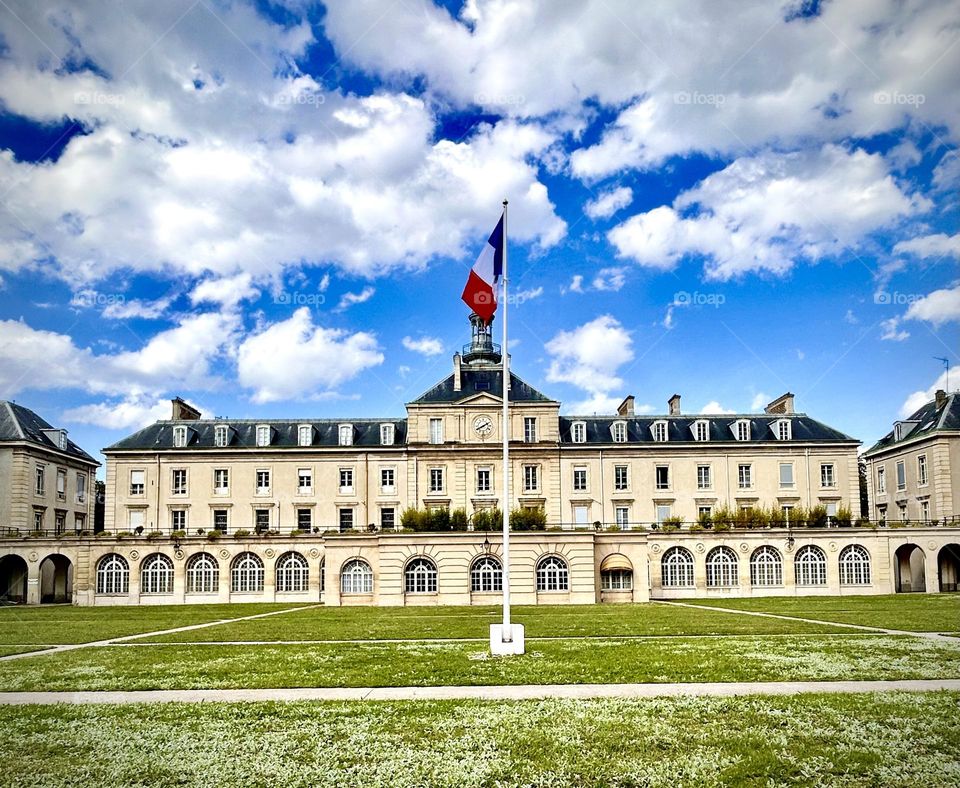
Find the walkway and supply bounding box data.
[1,679,958,705]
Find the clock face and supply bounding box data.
[473,415,493,438]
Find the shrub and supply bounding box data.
[233,529,251,539]
[471,508,503,531]
[697,511,714,529]
[427,507,451,531]
[289,529,305,537]
[401,508,426,531]
[115,530,133,540]
[661,523,680,533]
[206,531,221,541]
[450,508,469,532]
[170,530,187,539]
[712,505,735,530]
[854,517,872,528]
[834,506,853,527]
[689,523,704,533]
[511,507,546,531]
[662,516,683,532]
[808,505,829,529]
[145,530,164,541]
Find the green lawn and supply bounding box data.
[0,603,309,645]
[0,693,957,786]
[139,602,847,643]
[1,635,958,691]
[687,594,960,632]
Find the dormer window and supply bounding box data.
[172,425,188,448]
[298,425,313,447]
[611,421,627,443]
[651,421,668,442]
[58,431,67,450]
[380,424,394,446]
[893,421,919,442]
[734,420,751,441]
[692,420,709,442]
[571,421,586,443]
[214,425,229,447]
[775,419,791,441]
[256,425,271,447]
[339,424,353,446]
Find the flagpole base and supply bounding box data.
[490,624,525,655]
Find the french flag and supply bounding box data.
[461,214,504,323]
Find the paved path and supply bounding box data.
[655,600,960,644]
[1,679,959,705]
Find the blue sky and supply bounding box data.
[0,0,957,473]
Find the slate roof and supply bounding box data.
[558,414,857,445]
[864,392,960,455]
[0,401,98,464]
[105,419,408,452]
[410,369,555,404]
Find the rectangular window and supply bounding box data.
[573,505,589,525]
[339,508,354,532]
[55,468,66,500]
[779,463,794,488]
[171,469,187,495]
[572,422,586,443]
[573,466,587,492]
[612,422,627,442]
[738,463,752,489]
[896,460,906,491]
[298,425,312,447]
[820,463,835,488]
[297,508,312,531]
[899,503,907,522]
[523,465,538,492]
[298,468,312,494]
[694,421,709,441]
[877,504,887,523]
[736,421,750,441]
[652,421,667,442]
[128,510,143,531]
[778,420,791,440]
[524,417,537,443]
[380,467,395,492]
[54,511,65,534]
[615,506,629,529]
[339,468,354,493]
[171,510,187,531]
[76,473,87,503]
[129,469,145,496]
[34,465,45,495]
[429,467,444,493]
[173,425,187,447]
[476,467,491,493]
[921,500,929,521]
[381,507,396,530]
[214,425,229,447]
[338,425,353,446]
[917,455,928,486]
[655,465,669,490]
[826,502,837,523]
[614,464,628,491]
[213,509,228,533]
[74,514,85,531]
[656,504,671,524]
[256,425,270,447]
[697,464,711,489]
[214,468,229,494]
[429,418,443,445]
[380,423,394,446]
[255,469,271,494]
[698,505,712,518]
[32,509,43,530]
[877,466,886,494]
[255,509,270,532]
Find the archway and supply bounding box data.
[39,555,73,603]
[938,544,960,593]
[0,555,28,604]
[894,543,926,593]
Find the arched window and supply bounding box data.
[536,556,569,592]
[705,546,739,587]
[186,553,219,594]
[839,544,871,585]
[231,552,264,593]
[276,552,309,593]
[471,555,503,592]
[600,554,633,590]
[661,547,695,588]
[795,545,827,586]
[749,546,782,586]
[96,553,129,595]
[404,557,438,594]
[341,558,373,594]
[140,553,174,594]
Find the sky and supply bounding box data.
[0,0,957,474]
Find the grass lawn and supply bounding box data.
[1,635,958,691]
[687,594,960,632]
[0,603,309,645]
[139,602,848,643]
[0,693,957,786]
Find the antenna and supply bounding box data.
[934,356,950,392]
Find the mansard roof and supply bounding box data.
[559,413,857,445]
[410,368,555,405]
[105,418,407,452]
[0,401,98,464]
[865,392,960,455]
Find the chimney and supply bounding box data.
[617,395,635,417]
[764,392,795,415]
[453,353,462,392]
[935,389,947,410]
[668,393,681,416]
[171,397,201,420]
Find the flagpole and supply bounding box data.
[500,198,512,641]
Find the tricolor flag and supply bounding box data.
[461,214,504,323]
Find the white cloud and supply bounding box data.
[190,273,260,308]
[904,284,960,326]
[565,275,585,294]
[608,145,926,280]
[844,309,859,324]
[591,267,627,292]
[700,401,734,415]
[545,315,634,411]
[402,335,444,356]
[662,305,676,330]
[893,233,960,260]
[100,296,174,320]
[585,187,633,220]
[336,286,376,311]
[236,307,383,403]
[512,286,544,305]
[899,370,951,419]
[880,317,910,341]
[62,396,192,431]
[750,392,770,411]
